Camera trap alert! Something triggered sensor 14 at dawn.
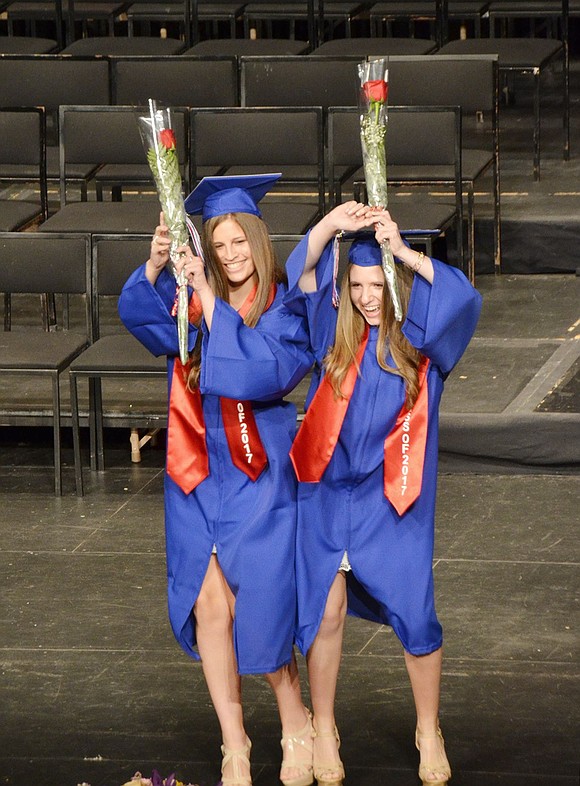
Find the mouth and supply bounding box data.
[362,304,380,316]
[224,260,245,272]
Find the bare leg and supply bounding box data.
[306,572,347,781]
[266,652,313,784]
[404,647,450,783]
[195,555,250,783]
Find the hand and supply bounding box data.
[372,209,405,257]
[174,246,210,294]
[145,211,172,284]
[326,200,375,234]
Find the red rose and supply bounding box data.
[159,128,177,149]
[363,79,388,104]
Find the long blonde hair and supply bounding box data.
[186,212,285,390]
[324,262,423,408]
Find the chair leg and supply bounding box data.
[466,184,475,285]
[4,293,11,331]
[94,378,105,472]
[70,373,84,496]
[533,69,541,181]
[51,373,63,496]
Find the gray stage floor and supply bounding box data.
[1,44,579,786]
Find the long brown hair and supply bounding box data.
[186,212,285,390]
[324,261,423,408]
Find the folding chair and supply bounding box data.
[386,54,501,275]
[69,235,167,495]
[0,232,91,494]
[328,105,464,271]
[39,104,189,235]
[190,106,325,234]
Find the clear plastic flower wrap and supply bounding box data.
[137,99,190,364]
[358,58,403,321]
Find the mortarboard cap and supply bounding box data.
[348,237,383,268]
[184,173,282,222]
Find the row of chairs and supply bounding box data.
[2,0,575,51]
[0,101,478,271]
[0,53,502,273]
[0,47,566,183]
[0,230,337,496]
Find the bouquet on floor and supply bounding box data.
[137,100,190,364]
[120,770,199,786]
[358,58,402,321]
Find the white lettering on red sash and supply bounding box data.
[400,413,412,495]
[237,402,254,464]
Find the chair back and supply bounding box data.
[240,55,362,108]
[0,231,91,331]
[0,107,48,220]
[58,104,189,205]
[111,55,239,107]
[91,235,153,340]
[0,55,110,133]
[190,106,325,216]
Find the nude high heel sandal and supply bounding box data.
[280,708,315,786]
[220,736,252,786]
[415,726,451,786]
[312,725,345,786]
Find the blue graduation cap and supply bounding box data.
[348,237,382,268]
[184,173,282,222]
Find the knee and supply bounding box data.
[319,591,347,638]
[194,584,232,631]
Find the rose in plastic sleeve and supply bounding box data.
[137,99,190,364]
[358,58,403,321]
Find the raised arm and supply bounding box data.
[299,201,375,292]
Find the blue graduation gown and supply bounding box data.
[284,235,482,657]
[118,265,313,674]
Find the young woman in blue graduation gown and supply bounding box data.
[284,205,482,786]
[118,176,318,786]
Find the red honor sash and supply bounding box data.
[290,330,429,516]
[166,284,275,494]
[383,357,429,515]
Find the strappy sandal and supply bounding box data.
[312,724,345,786]
[220,736,252,786]
[280,708,315,786]
[415,726,451,786]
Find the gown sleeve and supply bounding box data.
[402,258,482,376]
[284,232,338,367]
[118,263,199,357]
[199,293,313,402]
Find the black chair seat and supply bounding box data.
[0,331,88,371]
[487,0,580,16]
[6,0,126,18]
[438,37,562,69]
[0,201,42,231]
[184,38,309,55]
[40,201,160,234]
[243,2,362,19]
[0,36,58,53]
[0,146,95,181]
[387,198,458,237]
[125,1,241,18]
[61,36,185,54]
[371,1,489,18]
[313,37,437,55]
[69,334,167,374]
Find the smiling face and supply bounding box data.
[348,264,385,325]
[211,217,257,294]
